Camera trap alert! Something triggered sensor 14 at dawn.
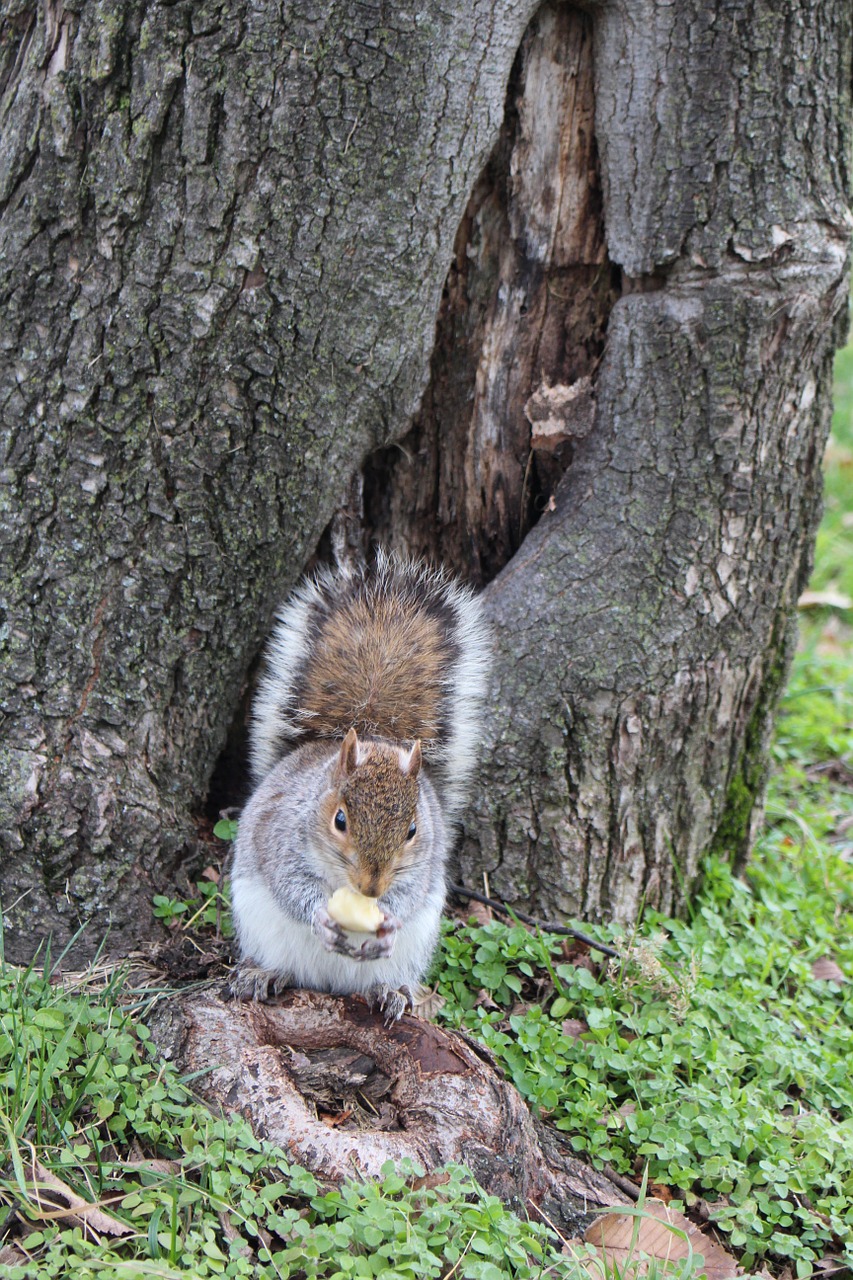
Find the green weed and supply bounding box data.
[434,817,853,1273]
[0,954,582,1278]
[152,875,234,940]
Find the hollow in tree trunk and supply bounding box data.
[0,0,850,959]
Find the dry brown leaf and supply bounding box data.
[409,1170,452,1192]
[811,957,846,983]
[30,1161,132,1238]
[649,1181,673,1203]
[0,1245,29,1267]
[320,1108,354,1127]
[584,1199,739,1280]
[413,984,446,1020]
[561,1018,589,1040]
[465,899,493,927]
[117,1158,181,1176]
[798,589,852,611]
[218,1208,253,1259]
[473,988,499,1011]
[815,1254,849,1275]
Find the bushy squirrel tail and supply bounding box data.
[250,551,491,819]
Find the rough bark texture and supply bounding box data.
[0,0,540,959]
[365,5,617,583]
[365,0,853,920]
[457,0,853,920]
[146,988,629,1231]
[0,0,851,955]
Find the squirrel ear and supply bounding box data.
[401,739,422,778]
[339,727,360,775]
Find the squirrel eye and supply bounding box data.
[407,819,417,841]
[334,809,347,833]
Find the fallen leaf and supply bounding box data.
[811,957,846,983]
[29,1161,132,1239]
[465,899,493,927]
[798,589,852,611]
[414,985,446,1020]
[409,1170,452,1192]
[584,1199,739,1280]
[320,1108,353,1127]
[0,1246,28,1267]
[117,1158,181,1176]
[561,1018,589,1040]
[815,1253,849,1275]
[218,1208,253,1259]
[473,988,499,1011]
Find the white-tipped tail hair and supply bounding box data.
[250,551,491,821]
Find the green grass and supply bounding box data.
[0,954,567,1278]
[1,330,852,1278]
[435,831,853,1273]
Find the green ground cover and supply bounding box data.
[1,339,851,1278]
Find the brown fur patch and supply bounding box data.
[301,594,447,744]
[338,744,418,893]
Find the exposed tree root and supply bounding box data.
[147,988,629,1233]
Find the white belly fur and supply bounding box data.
[232,873,444,994]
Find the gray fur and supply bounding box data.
[231,740,450,1012]
[231,555,490,1018]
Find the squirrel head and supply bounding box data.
[322,727,422,898]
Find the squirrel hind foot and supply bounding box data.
[228,961,293,1003]
[366,983,414,1025]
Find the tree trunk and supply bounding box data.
[1,0,850,958]
[368,1,853,920]
[0,0,539,957]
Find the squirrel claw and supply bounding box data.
[313,905,360,957]
[368,983,414,1025]
[356,913,400,961]
[228,962,291,1003]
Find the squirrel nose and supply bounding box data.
[357,874,382,898]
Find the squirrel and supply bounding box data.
[229,550,491,1023]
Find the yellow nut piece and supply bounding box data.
[327,886,384,934]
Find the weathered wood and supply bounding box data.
[365,5,615,584]
[461,272,848,919]
[147,988,629,1230]
[364,0,853,920]
[456,0,852,920]
[0,0,539,959]
[0,0,850,953]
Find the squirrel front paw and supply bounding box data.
[228,961,292,1002]
[313,905,400,962]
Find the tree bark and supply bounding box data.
[0,0,850,956]
[368,0,853,920]
[146,988,630,1233]
[0,0,539,957]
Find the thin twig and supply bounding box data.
[601,1164,641,1201]
[448,883,621,960]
